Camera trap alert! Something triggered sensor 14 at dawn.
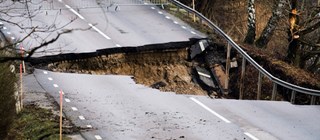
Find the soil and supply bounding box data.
[240,44,320,90]
[45,48,208,95]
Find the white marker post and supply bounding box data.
[59,90,63,140]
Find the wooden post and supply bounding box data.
[239,57,246,100]
[60,90,63,140]
[310,95,316,105]
[20,44,26,73]
[271,83,277,100]
[225,44,231,95]
[257,72,262,100]
[192,0,196,22]
[290,90,296,104]
[20,64,23,109]
[19,44,24,109]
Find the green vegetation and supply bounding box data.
[0,61,17,138]
[6,105,71,140]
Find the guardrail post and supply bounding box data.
[225,43,231,95]
[311,95,316,105]
[239,57,246,100]
[271,83,277,100]
[257,72,262,100]
[192,0,195,22]
[290,90,296,104]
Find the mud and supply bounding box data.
[46,48,207,95]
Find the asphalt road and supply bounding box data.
[9,0,320,139]
[3,0,204,57]
[33,69,320,140]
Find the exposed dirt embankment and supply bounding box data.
[241,45,320,90]
[46,49,207,95]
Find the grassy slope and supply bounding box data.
[6,105,71,140]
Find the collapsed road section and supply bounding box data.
[30,38,234,97]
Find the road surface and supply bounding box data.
[32,69,320,140]
[4,0,204,57]
[9,0,320,139]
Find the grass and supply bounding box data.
[6,105,71,140]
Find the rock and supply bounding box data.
[151,81,167,89]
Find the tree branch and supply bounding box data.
[298,20,320,35]
[0,29,72,63]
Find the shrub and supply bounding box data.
[0,62,17,138]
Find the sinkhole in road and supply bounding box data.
[46,48,209,95]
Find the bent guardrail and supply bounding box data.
[168,0,320,104]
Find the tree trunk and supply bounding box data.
[244,0,256,44]
[287,0,301,67]
[255,0,286,48]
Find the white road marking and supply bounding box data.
[43,71,48,74]
[151,7,155,10]
[65,4,71,9]
[58,0,62,2]
[190,97,231,123]
[87,125,92,128]
[165,16,170,19]
[244,132,259,140]
[144,2,148,4]
[116,44,121,47]
[181,26,187,29]
[65,98,71,102]
[174,21,179,24]
[11,37,15,40]
[191,31,197,34]
[95,135,102,140]
[71,107,78,111]
[88,24,111,40]
[158,11,163,14]
[48,77,53,81]
[198,72,211,78]
[7,32,11,34]
[69,8,85,20]
[79,116,85,120]
[53,84,59,88]
[3,27,7,30]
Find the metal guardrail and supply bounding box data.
[168,0,320,104]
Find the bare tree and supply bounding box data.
[255,0,287,48]
[286,0,320,72]
[0,0,79,63]
[244,0,256,44]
